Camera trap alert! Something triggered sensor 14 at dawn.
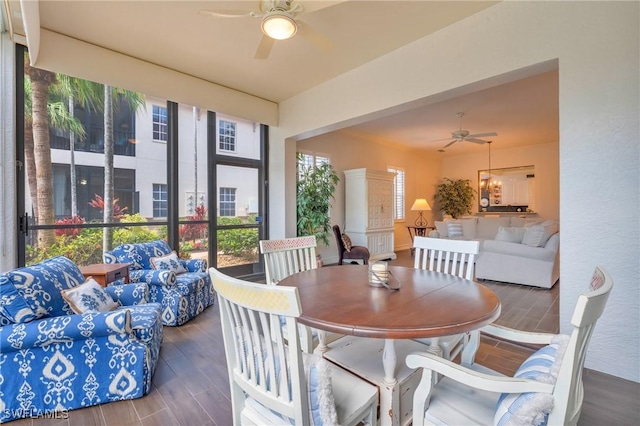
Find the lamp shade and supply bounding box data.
[261,12,297,40]
[410,198,432,211]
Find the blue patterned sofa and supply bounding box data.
[104,240,215,326]
[0,256,163,422]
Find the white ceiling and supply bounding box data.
[2,0,558,155]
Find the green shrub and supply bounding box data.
[217,216,258,256]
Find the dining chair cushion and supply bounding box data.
[494,334,569,426]
[242,351,337,425]
[341,233,353,252]
[237,327,338,426]
[150,251,187,274]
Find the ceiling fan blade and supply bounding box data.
[466,132,497,139]
[198,9,254,18]
[423,137,453,143]
[443,140,457,149]
[465,138,489,144]
[254,34,275,59]
[297,20,334,52]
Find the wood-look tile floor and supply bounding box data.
[10,250,639,425]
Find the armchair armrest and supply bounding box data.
[406,351,553,394]
[1,309,132,353]
[406,351,553,425]
[481,324,555,345]
[181,258,207,272]
[129,269,176,286]
[105,282,149,305]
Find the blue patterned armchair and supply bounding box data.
[104,240,215,326]
[0,256,163,422]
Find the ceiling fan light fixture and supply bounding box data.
[261,11,297,40]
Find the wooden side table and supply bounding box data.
[80,263,131,287]
[407,226,434,254]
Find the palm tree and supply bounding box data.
[24,67,89,238]
[101,85,145,251]
[25,61,57,247]
[52,75,100,216]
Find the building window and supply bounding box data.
[153,183,168,218]
[219,187,236,216]
[219,120,236,152]
[387,166,405,221]
[153,105,168,141]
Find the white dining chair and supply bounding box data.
[412,236,480,361]
[209,266,379,426]
[407,266,613,426]
[259,236,343,353]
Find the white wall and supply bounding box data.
[297,132,441,263]
[269,2,639,381]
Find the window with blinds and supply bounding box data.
[387,166,405,221]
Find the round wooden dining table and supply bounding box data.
[278,264,501,426]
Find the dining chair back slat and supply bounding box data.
[413,237,480,280]
[412,236,481,361]
[260,236,317,285]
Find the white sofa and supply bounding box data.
[430,216,559,289]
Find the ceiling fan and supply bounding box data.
[198,0,334,59]
[427,112,498,150]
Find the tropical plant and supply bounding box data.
[434,178,476,219]
[296,153,340,246]
[88,194,128,220]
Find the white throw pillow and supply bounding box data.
[61,278,120,314]
[522,221,558,247]
[446,221,464,238]
[434,221,448,238]
[495,226,527,243]
[150,251,187,273]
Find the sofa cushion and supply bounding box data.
[522,221,558,247]
[61,278,120,314]
[482,239,557,261]
[476,217,512,239]
[495,226,527,243]
[1,256,85,322]
[150,251,187,274]
[510,217,543,228]
[460,218,477,239]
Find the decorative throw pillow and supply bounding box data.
[494,334,569,426]
[61,278,120,314]
[341,233,353,252]
[495,226,527,243]
[446,221,464,238]
[522,221,558,247]
[434,221,448,238]
[150,251,187,274]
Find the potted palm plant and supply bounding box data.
[296,154,340,259]
[434,178,476,219]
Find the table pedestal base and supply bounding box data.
[323,336,428,426]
